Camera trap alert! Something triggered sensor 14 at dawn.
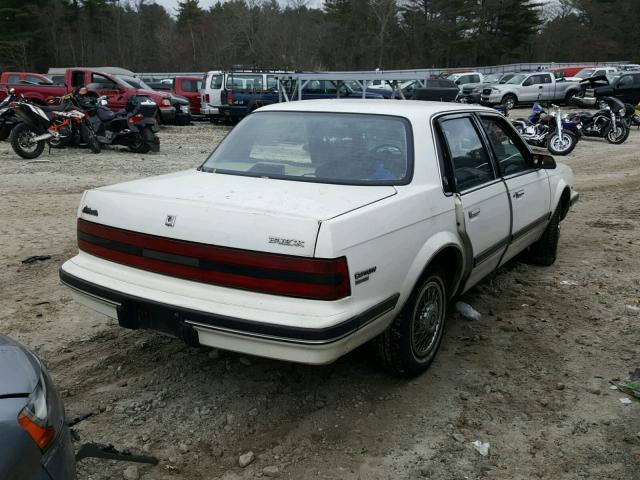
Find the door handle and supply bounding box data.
[468,209,481,218]
[513,190,525,198]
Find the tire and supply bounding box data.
[375,269,448,377]
[527,208,561,266]
[564,91,578,105]
[502,94,517,110]
[606,124,630,144]
[128,132,151,153]
[11,123,45,159]
[88,130,101,153]
[547,130,577,156]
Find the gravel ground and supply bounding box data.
[0,112,638,480]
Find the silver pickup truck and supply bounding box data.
[481,72,582,109]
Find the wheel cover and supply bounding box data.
[608,126,624,140]
[551,135,571,151]
[505,97,515,109]
[410,280,445,358]
[18,131,38,152]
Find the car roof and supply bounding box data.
[258,99,495,118]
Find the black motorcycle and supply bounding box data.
[84,94,160,153]
[567,96,630,145]
[0,89,20,141]
[10,93,99,159]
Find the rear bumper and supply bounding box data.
[200,105,220,115]
[59,257,398,364]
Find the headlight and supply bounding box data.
[181,105,189,113]
[17,373,56,450]
[161,98,171,106]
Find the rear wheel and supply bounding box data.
[376,268,448,377]
[11,123,45,159]
[547,130,577,155]
[606,124,630,144]
[527,208,561,266]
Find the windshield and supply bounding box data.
[506,74,526,85]
[116,75,154,91]
[499,74,515,83]
[201,112,412,185]
[575,69,595,79]
[482,74,500,83]
[446,74,460,80]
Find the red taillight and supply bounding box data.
[204,94,210,103]
[128,114,144,125]
[77,219,350,300]
[226,91,233,105]
[18,414,55,450]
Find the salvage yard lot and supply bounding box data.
[0,111,639,480]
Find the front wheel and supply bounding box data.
[606,124,630,144]
[11,123,45,159]
[502,94,517,110]
[547,130,577,155]
[375,269,448,377]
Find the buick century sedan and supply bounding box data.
[60,100,578,376]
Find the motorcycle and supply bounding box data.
[629,102,640,127]
[566,96,630,145]
[83,94,160,153]
[0,88,20,141]
[10,93,99,159]
[511,103,578,156]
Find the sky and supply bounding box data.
[152,0,324,15]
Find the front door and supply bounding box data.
[438,115,511,291]
[519,74,547,102]
[91,73,126,111]
[477,115,551,264]
[615,74,640,104]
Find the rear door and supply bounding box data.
[477,114,551,264]
[614,74,640,103]
[437,114,511,290]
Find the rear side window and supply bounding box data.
[210,75,222,89]
[439,117,493,191]
[25,75,46,84]
[181,79,201,92]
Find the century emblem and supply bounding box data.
[165,215,176,227]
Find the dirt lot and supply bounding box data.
[1,111,639,480]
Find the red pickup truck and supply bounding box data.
[148,76,202,115]
[0,72,52,85]
[0,68,176,123]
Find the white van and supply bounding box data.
[200,70,284,120]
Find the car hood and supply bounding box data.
[80,170,397,257]
[0,336,40,397]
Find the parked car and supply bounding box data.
[576,72,640,107]
[392,78,459,100]
[0,68,176,123]
[480,71,582,108]
[60,99,578,377]
[0,335,76,479]
[147,76,202,116]
[200,70,286,121]
[446,72,484,88]
[458,72,516,103]
[0,71,52,85]
[565,66,618,82]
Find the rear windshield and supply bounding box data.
[201,112,412,185]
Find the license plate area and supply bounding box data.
[117,301,200,346]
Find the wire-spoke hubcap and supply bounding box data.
[552,135,571,151]
[18,132,38,152]
[411,280,445,358]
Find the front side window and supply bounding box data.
[201,112,411,185]
[618,75,634,86]
[210,75,222,89]
[7,75,20,84]
[439,117,493,191]
[479,117,530,176]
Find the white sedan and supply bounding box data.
[60,99,578,376]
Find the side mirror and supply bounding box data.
[532,153,556,169]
